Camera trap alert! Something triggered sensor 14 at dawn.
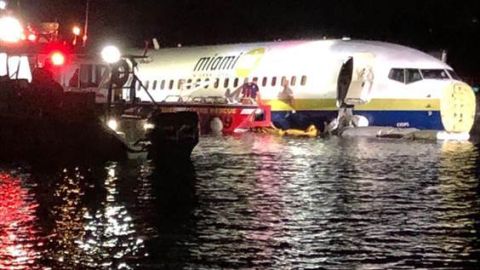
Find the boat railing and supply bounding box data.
[160,94,253,106]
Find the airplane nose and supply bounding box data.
[440,82,476,133]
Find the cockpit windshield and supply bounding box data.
[389,68,459,84]
[420,69,449,80]
[446,70,461,80]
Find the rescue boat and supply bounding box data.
[152,95,271,134]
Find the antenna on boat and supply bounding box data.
[82,0,90,47]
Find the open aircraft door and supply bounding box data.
[336,53,375,107]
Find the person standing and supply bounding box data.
[241,78,261,104]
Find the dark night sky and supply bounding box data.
[14,0,480,74]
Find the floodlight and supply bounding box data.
[72,26,81,36]
[0,1,7,10]
[0,16,23,43]
[101,45,121,64]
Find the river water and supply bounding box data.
[1,135,479,269]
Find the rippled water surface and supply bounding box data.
[1,135,479,269]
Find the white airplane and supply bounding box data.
[78,39,480,136]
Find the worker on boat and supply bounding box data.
[30,64,64,115]
[31,64,63,94]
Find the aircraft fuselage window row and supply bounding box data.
[388,68,455,84]
[138,75,308,91]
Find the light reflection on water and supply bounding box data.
[189,136,480,269]
[0,134,479,269]
[0,172,43,270]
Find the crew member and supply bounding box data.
[241,78,260,104]
[278,78,295,111]
[31,66,64,115]
[68,68,80,88]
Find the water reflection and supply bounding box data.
[0,171,43,269]
[142,159,197,269]
[40,160,197,269]
[45,166,88,267]
[188,136,480,269]
[76,163,145,269]
[1,135,480,269]
[31,162,148,269]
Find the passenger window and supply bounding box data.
[405,69,422,84]
[301,75,307,86]
[204,78,210,89]
[224,78,230,88]
[262,77,267,87]
[271,76,277,86]
[168,80,174,90]
[214,78,219,88]
[186,79,192,90]
[144,80,150,90]
[234,78,239,87]
[136,80,141,91]
[152,80,157,90]
[388,68,405,83]
[291,76,296,86]
[160,80,165,90]
[178,79,186,90]
[281,76,287,86]
[196,78,201,88]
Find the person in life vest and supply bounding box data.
[241,78,261,104]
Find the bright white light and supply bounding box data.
[0,1,6,10]
[0,16,24,43]
[352,115,369,127]
[101,45,121,64]
[27,33,36,41]
[436,131,470,141]
[107,119,118,131]
[72,26,81,36]
[143,122,155,130]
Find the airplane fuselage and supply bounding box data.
[125,39,476,134]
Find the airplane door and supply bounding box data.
[336,57,353,107]
[337,53,375,106]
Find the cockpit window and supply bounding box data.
[420,69,449,80]
[389,68,456,85]
[405,69,422,84]
[388,68,405,83]
[447,70,461,80]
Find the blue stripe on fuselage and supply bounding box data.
[271,110,443,131]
